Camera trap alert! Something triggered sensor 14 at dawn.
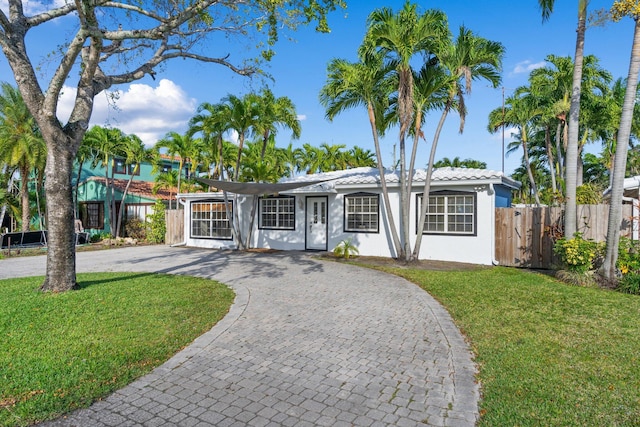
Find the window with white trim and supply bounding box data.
[259,196,295,230]
[418,192,476,235]
[191,200,233,239]
[344,193,379,233]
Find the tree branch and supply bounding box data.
[26,3,79,27]
[43,28,88,116]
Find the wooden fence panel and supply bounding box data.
[495,204,634,269]
[165,209,184,245]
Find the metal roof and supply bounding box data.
[280,167,520,191]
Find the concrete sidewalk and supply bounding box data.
[2,246,480,426]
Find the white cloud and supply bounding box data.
[227,129,239,145]
[297,114,307,121]
[1,0,69,17]
[57,79,197,146]
[512,60,546,75]
[489,126,519,143]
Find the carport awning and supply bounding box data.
[195,178,332,195]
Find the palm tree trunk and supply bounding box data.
[545,126,558,194]
[413,105,450,259]
[20,164,30,232]
[564,4,587,238]
[556,121,564,183]
[0,168,12,232]
[523,139,542,206]
[115,164,139,237]
[218,138,243,249]
[602,18,640,280]
[367,103,402,258]
[577,141,585,188]
[104,156,114,236]
[398,70,413,262]
[407,110,423,208]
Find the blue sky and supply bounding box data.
[0,0,635,175]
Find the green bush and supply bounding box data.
[616,236,640,275]
[553,233,601,273]
[617,273,640,295]
[333,238,359,259]
[147,200,166,244]
[124,218,147,240]
[90,231,110,243]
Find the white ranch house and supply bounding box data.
[178,167,520,265]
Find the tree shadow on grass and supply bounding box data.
[75,272,160,289]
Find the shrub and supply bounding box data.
[124,217,147,240]
[553,233,600,274]
[147,200,166,244]
[617,273,640,295]
[333,239,359,260]
[90,232,110,243]
[616,236,640,275]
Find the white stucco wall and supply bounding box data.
[180,181,500,265]
[322,184,495,265]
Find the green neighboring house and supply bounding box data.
[74,154,191,236]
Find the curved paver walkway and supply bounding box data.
[1,246,480,426]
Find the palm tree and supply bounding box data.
[346,146,377,168]
[223,93,260,182]
[296,143,324,174]
[318,142,347,171]
[320,52,403,257]
[361,2,449,260]
[240,140,285,248]
[433,157,487,169]
[529,54,575,191]
[189,101,234,181]
[406,61,450,189]
[281,142,300,177]
[84,125,128,235]
[114,134,149,238]
[0,82,46,232]
[489,90,543,205]
[253,88,301,160]
[602,2,640,280]
[155,131,197,195]
[538,0,588,238]
[413,25,504,259]
[153,170,179,209]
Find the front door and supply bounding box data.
[306,196,328,250]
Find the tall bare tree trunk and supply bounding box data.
[20,164,29,232]
[602,18,640,280]
[545,126,557,194]
[524,139,542,206]
[40,137,77,291]
[413,106,450,259]
[564,5,587,238]
[367,103,402,258]
[115,165,139,238]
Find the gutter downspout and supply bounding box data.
[490,183,500,266]
[170,196,188,247]
[622,196,639,241]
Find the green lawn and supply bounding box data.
[369,265,640,426]
[0,273,234,427]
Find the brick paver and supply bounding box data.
[1,246,480,426]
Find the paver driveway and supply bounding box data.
[1,246,480,426]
